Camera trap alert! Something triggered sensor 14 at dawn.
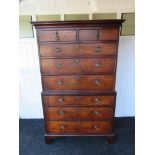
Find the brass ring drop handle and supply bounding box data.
[56,48,61,53]
[56,64,62,69]
[95,80,100,85]
[75,59,80,63]
[58,98,64,104]
[94,110,100,115]
[96,30,100,40]
[60,124,65,130]
[95,98,100,103]
[75,96,80,100]
[55,31,60,41]
[57,80,63,86]
[96,47,101,52]
[95,63,102,67]
[59,110,64,115]
[94,125,99,130]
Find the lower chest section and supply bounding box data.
[42,93,116,135]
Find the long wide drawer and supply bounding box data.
[45,121,113,134]
[41,58,116,75]
[42,75,115,91]
[39,43,117,57]
[44,107,114,120]
[38,30,76,42]
[42,94,115,107]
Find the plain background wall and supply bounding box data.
[19,0,135,118]
[116,36,135,116]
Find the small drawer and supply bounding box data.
[39,43,117,57]
[40,58,116,75]
[38,30,76,42]
[44,107,113,120]
[42,95,115,106]
[45,121,79,134]
[77,43,117,56]
[80,121,113,134]
[39,43,77,57]
[80,107,114,120]
[42,75,115,91]
[79,28,118,41]
[44,107,78,120]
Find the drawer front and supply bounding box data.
[45,121,113,134]
[45,121,79,134]
[44,107,77,120]
[39,43,117,57]
[38,30,76,42]
[42,95,115,106]
[77,43,117,56]
[41,58,116,75]
[79,29,118,41]
[44,107,113,120]
[80,121,113,134]
[42,75,115,91]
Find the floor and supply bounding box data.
[19,117,135,155]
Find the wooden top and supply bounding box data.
[31,20,125,29]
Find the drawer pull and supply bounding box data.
[57,81,63,86]
[59,110,64,115]
[58,98,64,104]
[95,63,102,68]
[94,125,99,130]
[56,64,62,69]
[55,31,60,41]
[75,59,80,63]
[95,80,100,85]
[94,110,100,115]
[96,30,100,40]
[96,47,101,52]
[95,98,100,103]
[75,76,80,80]
[56,48,61,53]
[60,125,65,130]
[75,96,80,100]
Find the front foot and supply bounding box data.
[105,135,115,144]
[45,136,55,144]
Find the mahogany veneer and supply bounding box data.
[32,20,124,144]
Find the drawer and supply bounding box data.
[45,121,113,134]
[44,107,113,120]
[39,43,117,57]
[42,95,115,106]
[79,28,118,41]
[42,75,115,91]
[45,121,79,134]
[80,121,113,134]
[40,58,116,75]
[38,30,76,42]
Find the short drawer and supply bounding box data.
[42,75,115,91]
[45,121,113,134]
[45,121,79,134]
[40,58,116,75]
[39,43,117,57]
[44,107,113,120]
[79,28,118,41]
[80,121,113,134]
[42,95,115,106]
[38,30,76,42]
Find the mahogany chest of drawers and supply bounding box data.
[32,20,124,144]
